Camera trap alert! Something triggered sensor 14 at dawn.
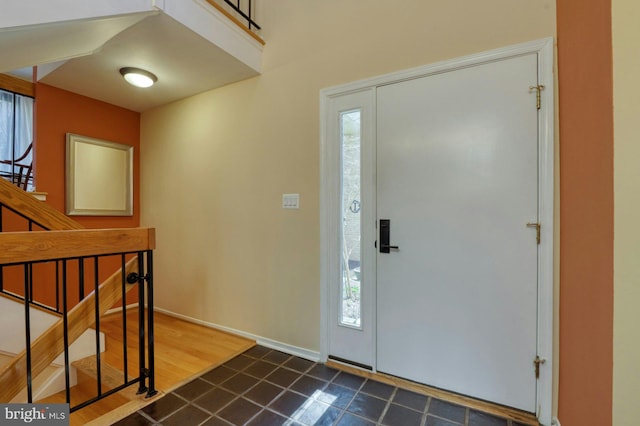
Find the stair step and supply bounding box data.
[0,294,106,365]
[73,356,138,400]
[38,356,140,412]
[11,363,77,403]
[3,349,79,403]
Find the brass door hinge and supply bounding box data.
[526,222,541,245]
[534,355,546,379]
[529,85,545,110]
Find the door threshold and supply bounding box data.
[326,360,540,426]
[327,355,373,371]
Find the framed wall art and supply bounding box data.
[65,133,133,216]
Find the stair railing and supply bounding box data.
[0,229,158,409]
[0,178,157,411]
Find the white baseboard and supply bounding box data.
[153,307,321,362]
[253,336,320,363]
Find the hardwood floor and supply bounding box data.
[40,308,254,426]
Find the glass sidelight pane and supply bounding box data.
[340,109,362,328]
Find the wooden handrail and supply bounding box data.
[0,178,83,230]
[0,228,155,265]
[0,258,139,402]
[0,73,35,97]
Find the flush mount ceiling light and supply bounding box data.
[119,67,157,88]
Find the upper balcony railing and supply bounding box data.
[205,0,263,46]
[223,0,260,30]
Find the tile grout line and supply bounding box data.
[421,396,432,426]
[376,386,398,425]
[273,357,317,423]
[332,371,370,425]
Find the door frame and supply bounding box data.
[320,38,554,425]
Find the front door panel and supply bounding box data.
[376,53,539,411]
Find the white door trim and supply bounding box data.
[319,37,554,425]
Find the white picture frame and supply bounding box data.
[65,133,133,216]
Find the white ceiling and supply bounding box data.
[2,10,261,112]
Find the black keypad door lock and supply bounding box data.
[379,219,399,253]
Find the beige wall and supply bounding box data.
[613,0,640,423]
[140,1,555,351]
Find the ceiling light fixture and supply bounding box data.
[119,67,158,88]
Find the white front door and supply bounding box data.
[376,53,539,411]
[321,39,554,422]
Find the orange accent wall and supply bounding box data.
[34,83,140,229]
[557,1,614,424]
[31,83,141,307]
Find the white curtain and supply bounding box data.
[0,90,33,187]
[0,91,13,172]
[15,94,33,161]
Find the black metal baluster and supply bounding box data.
[121,255,128,383]
[146,251,157,397]
[55,261,60,313]
[25,221,33,304]
[79,257,85,302]
[27,260,33,304]
[62,260,71,405]
[94,256,102,397]
[23,263,33,402]
[10,93,16,184]
[136,252,147,394]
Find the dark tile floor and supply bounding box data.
[114,346,533,426]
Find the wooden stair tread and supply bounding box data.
[73,355,134,392]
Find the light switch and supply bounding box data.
[282,193,299,209]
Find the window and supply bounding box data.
[340,109,361,327]
[0,88,34,190]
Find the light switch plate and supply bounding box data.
[282,193,299,209]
